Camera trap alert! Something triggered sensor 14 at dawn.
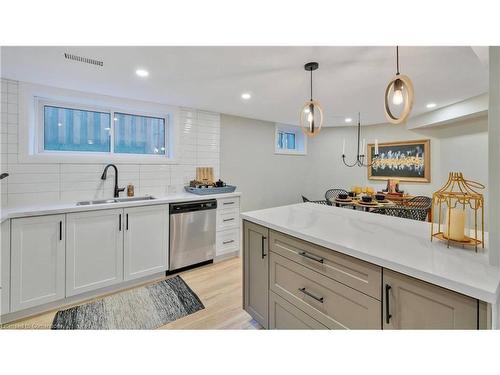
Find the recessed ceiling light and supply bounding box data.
[345,118,352,123]
[135,69,149,77]
[426,103,437,109]
[241,92,251,100]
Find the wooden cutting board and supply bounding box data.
[196,167,214,184]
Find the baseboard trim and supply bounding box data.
[214,250,240,263]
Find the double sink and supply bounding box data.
[76,196,156,206]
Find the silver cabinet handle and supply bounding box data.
[223,239,235,244]
[223,201,235,205]
[298,287,324,303]
[223,218,235,222]
[299,251,324,264]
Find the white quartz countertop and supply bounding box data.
[241,203,500,303]
[1,191,241,223]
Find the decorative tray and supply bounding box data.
[185,185,237,195]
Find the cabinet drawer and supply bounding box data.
[269,291,327,330]
[217,210,239,230]
[216,228,240,255]
[270,252,381,329]
[217,197,240,210]
[269,230,381,299]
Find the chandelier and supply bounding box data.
[341,113,380,168]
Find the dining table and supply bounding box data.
[329,196,397,212]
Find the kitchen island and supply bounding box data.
[241,203,500,329]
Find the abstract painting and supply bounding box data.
[367,139,430,182]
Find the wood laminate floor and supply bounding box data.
[4,257,260,330]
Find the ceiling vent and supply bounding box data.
[64,53,103,67]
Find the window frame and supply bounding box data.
[274,124,307,155]
[37,98,170,158]
[24,91,177,164]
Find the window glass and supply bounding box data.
[44,105,111,152]
[114,112,166,155]
[277,131,296,150]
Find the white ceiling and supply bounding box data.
[0,46,488,126]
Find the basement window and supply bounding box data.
[275,124,307,155]
[36,98,171,160]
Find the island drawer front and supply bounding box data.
[269,230,381,300]
[269,291,328,330]
[270,252,381,329]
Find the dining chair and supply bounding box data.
[324,189,349,203]
[302,195,329,205]
[406,196,432,210]
[372,207,428,222]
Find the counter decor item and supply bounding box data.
[127,184,135,197]
[367,139,430,183]
[185,178,236,195]
[431,172,485,251]
[196,167,214,185]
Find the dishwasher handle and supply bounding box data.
[170,199,217,214]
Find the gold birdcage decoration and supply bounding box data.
[431,172,485,251]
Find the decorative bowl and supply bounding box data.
[361,196,373,203]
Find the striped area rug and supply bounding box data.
[51,276,204,329]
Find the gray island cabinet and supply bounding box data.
[243,220,488,329]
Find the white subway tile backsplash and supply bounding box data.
[8,182,60,194]
[7,82,18,94]
[1,80,220,209]
[7,114,17,124]
[8,173,60,184]
[8,192,60,208]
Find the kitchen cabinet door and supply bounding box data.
[243,220,269,328]
[11,215,65,312]
[66,209,124,296]
[124,205,169,281]
[383,269,478,329]
[1,219,11,315]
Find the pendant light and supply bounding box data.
[384,46,414,124]
[300,62,323,137]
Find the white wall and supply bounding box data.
[0,79,220,209]
[220,114,313,212]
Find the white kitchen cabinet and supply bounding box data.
[1,219,11,315]
[66,209,124,296]
[10,215,65,312]
[124,205,169,280]
[216,196,241,257]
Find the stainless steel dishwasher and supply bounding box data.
[169,199,217,271]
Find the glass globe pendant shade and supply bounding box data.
[300,99,323,137]
[384,74,414,124]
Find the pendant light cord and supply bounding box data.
[310,69,313,101]
[396,46,400,75]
